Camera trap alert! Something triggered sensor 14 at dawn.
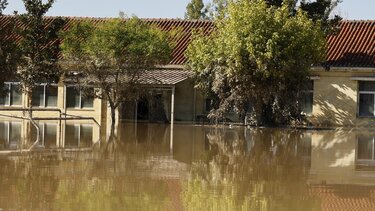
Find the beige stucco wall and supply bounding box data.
[310,68,375,127]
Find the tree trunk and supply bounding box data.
[27,93,41,149]
[110,105,116,132]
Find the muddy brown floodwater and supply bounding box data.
[1,122,375,210]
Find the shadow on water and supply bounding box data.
[2,122,375,210]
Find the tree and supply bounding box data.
[186,0,326,125]
[300,0,342,34]
[185,0,207,20]
[0,0,18,95]
[205,0,228,19]
[16,0,65,144]
[60,17,172,131]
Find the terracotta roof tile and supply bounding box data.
[0,16,373,67]
[0,16,214,66]
[325,20,375,67]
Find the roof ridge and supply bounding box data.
[341,19,375,22]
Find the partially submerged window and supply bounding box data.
[66,86,94,109]
[301,80,314,115]
[0,121,22,150]
[359,81,375,117]
[65,124,93,148]
[0,83,22,106]
[32,84,58,107]
[30,123,57,148]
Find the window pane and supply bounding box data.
[66,87,80,108]
[81,96,94,108]
[32,86,45,107]
[358,135,374,160]
[30,123,44,147]
[44,124,57,148]
[306,80,314,91]
[65,125,79,147]
[359,94,374,116]
[0,122,9,149]
[359,81,375,91]
[80,125,93,147]
[9,122,21,149]
[301,92,313,115]
[46,86,58,107]
[10,84,22,106]
[0,84,9,106]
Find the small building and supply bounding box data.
[307,20,375,127]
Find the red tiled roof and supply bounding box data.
[325,20,375,67]
[0,16,215,66]
[0,16,373,67]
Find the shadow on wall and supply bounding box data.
[311,82,356,127]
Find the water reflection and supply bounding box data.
[1,123,375,210]
[0,120,97,151]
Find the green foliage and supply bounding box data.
[16,0,65,95]
[185,0,207,20]
[61,16,172,125]
[0,0,18,93]
[186,0,326,125]
[300,0,342,34]
[0,0,7,13]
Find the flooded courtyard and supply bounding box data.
[1,122,375,210]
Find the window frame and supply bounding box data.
[300,80,314,116]
[0,82,23,107]
[64,123,93,148]
[65,86,94,109]
[358,81,375,117]
[32,83,58,108]
[32,122,58,148]
[0,121,22,148]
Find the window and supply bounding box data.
[65,124,93,148]
[301,80,314,115]
[66,86,94,109]
[356,135,375,170]
[359,81,375,117]
[32,84,58,107]
[0,83,22,106]
[30,123,57,148]
[357,135,374,160]
[0,121,22,150]
[204,98,213,113]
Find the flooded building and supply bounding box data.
[308,21,375,127]
[0,18,374,130]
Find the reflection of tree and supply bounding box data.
[183,128,319,210]
[0,140,174,210]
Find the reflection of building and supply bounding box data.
[0,120,98,150]
[309,130,375,185]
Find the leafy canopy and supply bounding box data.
[186,0,326,125]
[0,0,18,92]
[185,0,207,20]
[61,17,172,125]
[16,0,65,94]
